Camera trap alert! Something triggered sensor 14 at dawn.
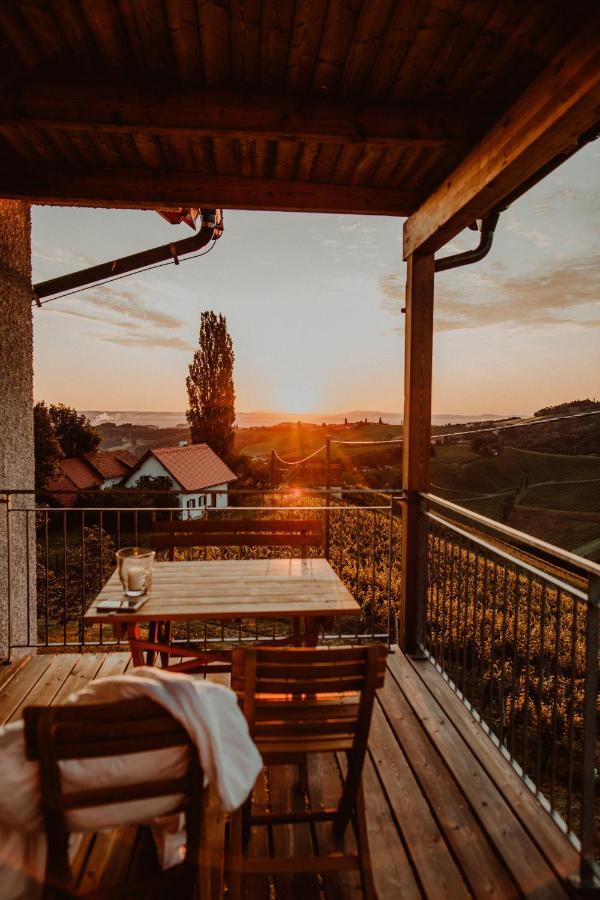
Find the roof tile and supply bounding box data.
[150,444,237,492]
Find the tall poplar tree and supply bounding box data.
[186,311,236,462]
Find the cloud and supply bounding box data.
[33,242,95,267]
[504,210,551,248]
[380,255,600,332]
[82,286,184,329]
[46,281,185,331]
[96,333,194,350]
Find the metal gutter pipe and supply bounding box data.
[32,207,223,304]
[434,211,500,272]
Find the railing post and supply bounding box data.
[400,250,435,654]
[270,449,275,489]
[572,574,600,893]
[386,498,394,648]
[324,436,331,559]
[3,496,12,662]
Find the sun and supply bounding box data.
[276,381,321,414]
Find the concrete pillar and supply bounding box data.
[0,199,36,658]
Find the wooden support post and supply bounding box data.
[400,252,435,654]
[270,449,276,490]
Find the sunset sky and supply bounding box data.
[32,142,599,418]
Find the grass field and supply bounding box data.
[234,420,402,459]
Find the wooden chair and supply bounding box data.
[23,697,212,899]
[227,644,387,899]
[131,517,325,670]
[150,516,324,561]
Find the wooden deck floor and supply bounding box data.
[0,649,579,898]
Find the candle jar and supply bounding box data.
[116,547,155,597]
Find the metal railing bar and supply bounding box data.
[425,511,588,601]
[422,493,600,578]
[8,503,391,513]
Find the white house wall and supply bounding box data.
[124,459,230,519]
[101,476,126,489]
[180,483,229,519]
[122,455,178,487]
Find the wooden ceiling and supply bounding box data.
[0,0,597,216]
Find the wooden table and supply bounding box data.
[84,557,361,646]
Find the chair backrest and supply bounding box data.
[23,698,205,897]
[230,645,387,764]
[151,517,324,560]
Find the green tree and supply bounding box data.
[33,401,63,490]
[186,311,236,462]
[49,404,101,458]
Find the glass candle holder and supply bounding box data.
[116,547,155,597]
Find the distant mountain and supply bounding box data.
[85,409,517,429]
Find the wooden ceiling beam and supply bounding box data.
[403,18,600,258]
[0,77,475,149]
[0,164,424,215]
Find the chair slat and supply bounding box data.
[53,716,188,746]
[253,720,357,736]
[251,677,369,693]
[62,776,190,811]
[231,661,374,680]
[233,646,383,665]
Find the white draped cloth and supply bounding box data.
[0,666,262,900]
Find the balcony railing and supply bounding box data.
[1,486,597,888]
[3,489,400,651]
[420,493,599,888]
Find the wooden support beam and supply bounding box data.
[0,78,474,149]
[0,164,424,215]
[400,251,435,654]
[403,18,600,257]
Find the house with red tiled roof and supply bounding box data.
[122,443,237,518]
[47,449,139,507]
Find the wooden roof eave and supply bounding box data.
[403,17,600,258]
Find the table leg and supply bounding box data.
[303,616,333,646]
[158,621,173,667]
[146,622,158,666]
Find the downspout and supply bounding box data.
[433,121,600,273]
[434,210,500,272]
[32,207,223,305]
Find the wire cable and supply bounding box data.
[270,409,600,479]
[329,408,600,446]
[272,445,326,466]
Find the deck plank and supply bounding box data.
[308,752,363,899]
[376,674,519,898]
[361,754,422,900]
[368,702,470,899]
[387,652,570,899]
[412,655,580,885]
[244,769,271,900]
[0,655,54,723]
[7,654,79,721]
[269,763,321,900]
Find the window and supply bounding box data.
[186,498,196,509]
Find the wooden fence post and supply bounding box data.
[400,251,435,654]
